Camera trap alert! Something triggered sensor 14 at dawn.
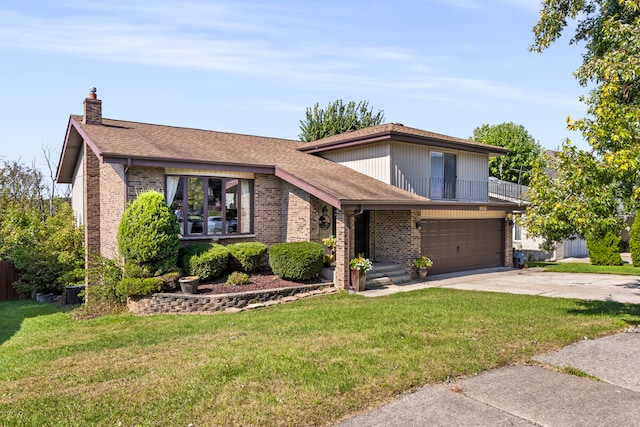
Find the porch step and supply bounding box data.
[366,263,412,288]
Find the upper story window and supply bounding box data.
[166,176,253,237]
[430,152,456,199]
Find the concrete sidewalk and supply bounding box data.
[336,269,640,426]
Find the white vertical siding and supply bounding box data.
[457,151,489,182]
[320,142,391,183]
[391,142,429,195]
[71,144,84,226]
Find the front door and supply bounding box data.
[354,211,370,258]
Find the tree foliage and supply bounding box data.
[523,0,640,249]
[470,122,543,185]
[0,159,83,296]
[117,191,180,277]
[299,99,385,142]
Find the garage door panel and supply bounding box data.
[421,219,504,275]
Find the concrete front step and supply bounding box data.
[366,263,412,287]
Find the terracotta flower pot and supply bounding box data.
[350,269,366,292]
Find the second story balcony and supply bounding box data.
[403,177,527,203]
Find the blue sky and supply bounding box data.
[0,0,589,168]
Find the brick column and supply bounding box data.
[84,144,101,269]
[505,217,513,267]
[334,210,350,289]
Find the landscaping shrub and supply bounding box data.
[631,218,640,267]
[179,243,229,280]
[115,277,163,300]
[226,271,250,286]
[269,241,324,281]
[76,255,125,318]
[587,230,623,266]
[117,191,179,277]
[227,242,267,272]
[2,201,84,297]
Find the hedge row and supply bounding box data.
[178,242,268,281]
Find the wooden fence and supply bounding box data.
[0,261,21,301]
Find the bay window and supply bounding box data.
[166,176,253,237]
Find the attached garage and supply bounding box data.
[421,219,505,275]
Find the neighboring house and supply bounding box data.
[488,177,588,261]
[56,89,519,289]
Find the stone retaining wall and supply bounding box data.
[128,283,335,315]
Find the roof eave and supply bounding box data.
[298,130,508,156]
[101,154,276,174]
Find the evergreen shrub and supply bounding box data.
[630,218,640,267]
[117,191,179,277]
[115,277,163,300]
[227,242,267,272]
[587,230,623,266]
[269,241,324,281]
[178,243,229,280]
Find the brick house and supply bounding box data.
[56,89,518,289]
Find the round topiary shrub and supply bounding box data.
[269,241,324,281]
[227,242,267,272]
[630,217,640,267]
[178,243,229,281]
[117,191,180,277]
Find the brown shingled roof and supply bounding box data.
[298,122,508,156]
[57,116,432,210]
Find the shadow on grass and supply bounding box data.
[567,299,640,325]
[0,299,61,345]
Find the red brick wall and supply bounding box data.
[84,144,101,267]
[281,182,311,242]
[371,210,420,277]
[100,163,126,260]
[254,174,282,245]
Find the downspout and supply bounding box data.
[123,158,131,205]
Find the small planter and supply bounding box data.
[179,276,200,294]
[350,269,366,292]
[416,268,428,279]
[36,293,54,303]
[320,267,335,282]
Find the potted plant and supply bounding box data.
[349,254,373,291]
[179,275,200,294]
[412,256,433,279]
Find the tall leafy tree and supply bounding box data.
[470,122,543,186]
[523,0,640,249]
[299,99,385,142]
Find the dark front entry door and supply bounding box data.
[354,211,370,258]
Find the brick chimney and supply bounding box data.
[83,87,102,125]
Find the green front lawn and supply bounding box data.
[1,289,638,426]
[529,261,640,275]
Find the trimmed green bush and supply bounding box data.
[115,277,163,300]
[227,242,267,272]
[179,243,229,281]
[226,271,250,286]
[117,191,180,277]
[587,230,623,266]
[269,241,324,281]
[631,218,640,267]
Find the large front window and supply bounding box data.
[166,176,253,237]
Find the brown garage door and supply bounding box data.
[421,219,504,275]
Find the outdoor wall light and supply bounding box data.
[416,221,422,230]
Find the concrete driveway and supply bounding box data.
[361,267,640,305]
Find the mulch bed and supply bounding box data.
[196,271,332,295]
